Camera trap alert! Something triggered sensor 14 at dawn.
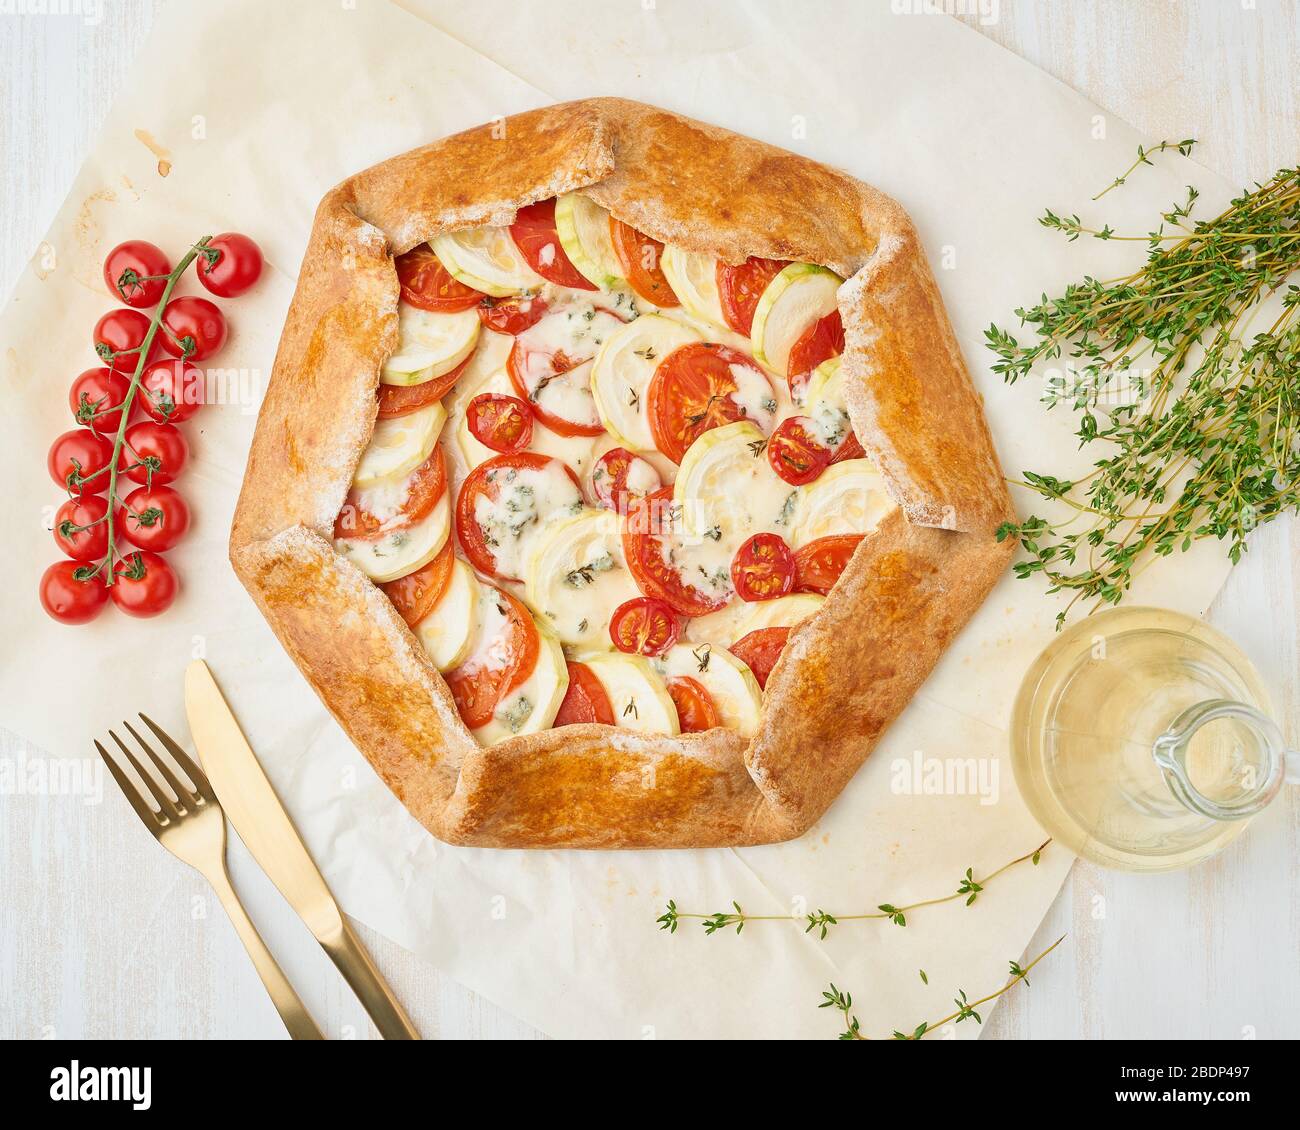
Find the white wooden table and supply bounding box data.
[2,0,1295,1040]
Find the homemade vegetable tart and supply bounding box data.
[231,98,1014,849]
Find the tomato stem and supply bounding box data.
[96,237,212,585]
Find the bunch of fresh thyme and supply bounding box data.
[987,141,1300,626]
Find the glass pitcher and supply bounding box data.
[1011,606,1298,872]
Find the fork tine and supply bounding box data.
[138,713,216,804]
[124,719,196,811]
[109,729,182,823]
[95,739,161,831]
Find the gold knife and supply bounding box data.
[184,659,420,1040]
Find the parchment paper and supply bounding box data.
[0,0,1245,1039]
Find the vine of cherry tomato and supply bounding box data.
[39,232,263,625]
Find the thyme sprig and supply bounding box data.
[988,143,1300,627]
[656,838,1049,938]
[822,934,1066,1041]
[68,238,212,586]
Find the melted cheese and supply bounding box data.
[471,458,584,579]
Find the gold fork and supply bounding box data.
[95,715,324,1040]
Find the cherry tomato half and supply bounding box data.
[590,447,662,515]
[110,551,178,618]
[158,296,227,362]
[394,245,484,313]
[139,358,205,423]
[92,307,156,375]
[53,495,109,562]
[731,532,796,603]
[48,429,116,494]
[609,218,679,307]
[509,199,595,290]
[730,626,791,690]
[39,560,109,625]
[195,232,263,298]
[466,393,533,454]
[609,596,680,657]
[68,367,131,436]
[122,421,188,486]
[553,661,617,727]
[103,240,171,308]
[477,294,548,336]
[717,257,787,336]
[116,485,191,552]
[767,416,832,486]
[667,675,720,733]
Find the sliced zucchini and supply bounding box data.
[788,458,893,547]
[673,420,796,539]
[474,616,569,745]
[414,557,480,671]
[335,491,450,583]
[353,400,446,489]
[660,244,725,327]
[737,592,825,635]
[522,508,641,648]
[381,303,480,386]
[579,652,680,736]
[554,193,626,291]
[591,314,700,451]
[660,643,763,737]
[431,226,543,297]
[750,263,843,377]
[802,355,852,448]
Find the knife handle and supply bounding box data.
[208,863,325,1041]
[321,918,421,1040]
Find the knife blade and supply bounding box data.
[184,659,420,1040]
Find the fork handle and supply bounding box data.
[208,865,325,1040]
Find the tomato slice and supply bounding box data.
[730,532,796,603]
[394,244,485,312]
[788,310,845,398]
[380,541,455,627]
[467,393,533,454]
[767,416,833,486]
[509,199,596,290]
[609,596,681,657]
[333,447,446,539]
[553,660,617,726]
[445,588,539,730]
[730,626,791,690]
[647,342,774,463]
[794,534,865,595]
[609,218,679,307]
[622,487,727,617]
[831,430,865,463]
[478,295,548,336]
[376,353,471,419]
[454,452,583,579]
[667,676,720,733]
[717,256,788,336]
[590,447,662,515]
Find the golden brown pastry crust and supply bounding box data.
[230,98,1014,849]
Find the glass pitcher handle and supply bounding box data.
[1152,699,1297,821]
